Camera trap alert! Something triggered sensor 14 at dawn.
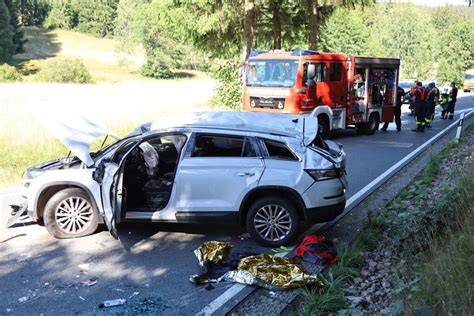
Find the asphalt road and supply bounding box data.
[0,95,473,315]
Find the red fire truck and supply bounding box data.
[241,49,401,136]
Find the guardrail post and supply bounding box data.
[455,112,466,143]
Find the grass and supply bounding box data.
[398,167,474,314]
[299,122,474,314]
[12,27,208,83]
[0,110,137,188]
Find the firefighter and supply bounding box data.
[446,81,458,120]
[440,92,451,119]
[412,81,426,132]
[425,82,439,127]
[408,80,417,116]
[381,85,403,132]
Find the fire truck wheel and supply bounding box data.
[366,113,380,135]
[317,115,330,138]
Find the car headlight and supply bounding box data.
[23,168,45,179]
[305,169,338,180]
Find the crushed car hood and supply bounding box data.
[150,111,318,145]
[36,113,119,167]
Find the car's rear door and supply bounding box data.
[173,133,264,219]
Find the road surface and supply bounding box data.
[0,94,472,315]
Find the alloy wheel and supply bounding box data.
[253,204,292,242]
[55,196,94,235]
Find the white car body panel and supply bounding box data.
[173,157,265,213]
[22,168,104,215]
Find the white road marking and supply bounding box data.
[196,109,474,316]
[196,284,246,316]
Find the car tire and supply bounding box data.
[43,188,99,239]
[246,196,299,247]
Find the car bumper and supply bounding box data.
[304,199,346,223]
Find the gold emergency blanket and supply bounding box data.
[194,241,234,266]
[237,254,325,289]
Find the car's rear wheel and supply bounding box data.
[44,188,99,239]
[246,196,299,247]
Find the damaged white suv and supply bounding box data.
[18,111,347,247]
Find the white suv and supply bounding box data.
[18,111,347,246]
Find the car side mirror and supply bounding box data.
[306,64,316,87]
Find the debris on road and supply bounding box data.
[190,241,257,285]
[231,254,325,290]
[18,296,28,303]
[78,263,90,271]
[99,298,126,308]
[190,241,325,290]
[80,278,97,287]
[194,241,233,266]
[16,253,33,263]
[238,233,251,240]
[271,246,290,254]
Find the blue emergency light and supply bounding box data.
[292,49,319,56]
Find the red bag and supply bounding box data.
[295,235,337,264]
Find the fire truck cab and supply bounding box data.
[241,49,401,136]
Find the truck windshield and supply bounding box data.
[247,59,299,87]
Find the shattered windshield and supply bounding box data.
[246,59,299,87]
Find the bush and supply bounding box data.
[209,59,241,109]
[36,57,93,83]
[0,64,23,82]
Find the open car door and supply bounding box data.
[100,162,121,238]
[94,140,140,239]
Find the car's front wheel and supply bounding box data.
[43,188,99,239]
[246,196,299,247]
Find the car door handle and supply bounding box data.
[237,172,255,177]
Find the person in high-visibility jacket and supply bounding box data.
[440,93,451,119]
[425,82,439,127]
[412,81,426,132]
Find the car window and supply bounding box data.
[262,139,297,160]
[192,135,257,157]
[303,62,326,85]
[329,63,342,81]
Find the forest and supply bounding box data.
[1,0,473,101]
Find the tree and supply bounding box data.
[74,0,119,37]
[318,7,370,55]
[306,0,375,50]
[437,19,474,85]
[0,0,14,62]
[43,0,77,29]
[370,3,436,80]
[15,0,50,26]
[5,0,24,53]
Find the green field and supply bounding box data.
[13,27,206,84]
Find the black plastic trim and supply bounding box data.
[304,199,346,223]
[175,211,239,224]
[239,185,307,222]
